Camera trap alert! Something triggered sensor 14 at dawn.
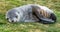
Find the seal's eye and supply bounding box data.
[15,16,18,18]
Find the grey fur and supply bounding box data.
[6,4,54,22]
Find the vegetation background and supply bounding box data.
[0,0,60,32]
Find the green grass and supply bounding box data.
[0,0,60,32]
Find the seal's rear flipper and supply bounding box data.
[32,6,56,24]
[40,18,55,24]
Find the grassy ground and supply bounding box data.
[0,0,60,32]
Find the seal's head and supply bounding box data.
[6,9,21,22]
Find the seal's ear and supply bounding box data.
[15,12,20,16]
[17,12,20,14]
[16,12,20,14]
